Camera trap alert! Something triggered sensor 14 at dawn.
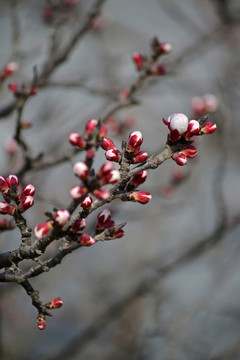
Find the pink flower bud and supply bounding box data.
[97,208,111,229]
[172,153,188,166]
[132,151,148,164]
[93,188,110,201]
[54,209,70,226]
[118,88,130,100]
[97,162,115,177]
[18,196,34,212]
[128,191,152,204]
[22,184,35,196]
[151,63,166,75]
[101,137,117,151]
[99,125,108,139]
[78,234,96,246]
[105,149,121,163]
[69,185,88,200]
[37,314,46,330]
[85,119,98,136]
[127,131,143,151]
[132,52,144,70]
[34,221,53,239]
[71,218,86,232]
[1,62,19,79]
[46,297,63,309]
[73,161,89,180]
[187,119,200,136]
[0,176,9,193]
[191,96,205,115]
[100,170,120,185]
[128,171,148,190]
[203,94,219,113]
[168,113,189,135]
[69,133,86,149]
[112,229,125,239]
[81,196,92,210]
[180,145,197,158]
[201,122,217,134]
[86,149,95,160]
[0,202,15,215]
[159,42,172,54]
[6,175,19,190]
[8,82,18,93]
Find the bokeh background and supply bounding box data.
[0,0,240,359]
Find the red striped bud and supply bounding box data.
[37,314,46,330]
[172,153,188,166]
[128,171,148,190]
[101,137,117,151]
[127,191,152,204]
[73,161,89,180]
[97,162,115,177]
[100,170,120,185]
[158,42,172,54]
[22,184,35,196]
[99,125,107,139]
[54,209,70,226]
[8,82,18,93]
[78,234,96,246]
[180,145,197,158]
[132,151,148,164]
[0,176,9,193]
[69,133,86,149]
[93,188,110,201]
[81,196,92,210]
[6,175,19,190]
[127,131,143,152]
[69,185,88,200]
[85,119,98,136]
[18,196,34,212]
[1,62,19,80]
[71,218,86,232]
[34,221,53,239]
[112,229,124,239]
[132,52,144,70]
[186,119,200,137]
[105,149,121,163]
[201,122,217,134]
[46,297,63,309]
[97,209,111,229]
[0,202,15,215]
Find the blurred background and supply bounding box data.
[0,0,240,359]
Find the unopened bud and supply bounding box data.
[0,202,15,215]
[37,314,46,330]
[6,175,19,190]
[97,208,111,229]
[0,176,9,194]
[101,137,117,151]
[69,185,88,200]
[81,196,92,210]
[172,153,188,166]
[105,149,121,163]
[168,113,189,135]
[34,221,53,239]
[78,234,96,246]
[187,119,200,136]
[93,188,110,201]
[71,218,86,232]
[22,184,35,196]
[54,209,70,226]
[159,42,172,54]
[132,52,144,70]
[100,169,120,185]
[126,191,152,204]
[201,122,217,134]
[85,119,98,137]
[132,151,148,164]
[127,171,148,190]
[180,145,197,158]
[97,162,115,177]
[127,131,143,151]
[46,297,63,309]
[1,62,19,79]
[112,229,124,239]
[18,196,34,212]
[69,133,86,149]
[73,161,89,180]
[8,82,18,93]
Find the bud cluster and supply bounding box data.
[96,208,124,238]
[162,113,217,166]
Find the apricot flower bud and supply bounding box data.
[132,151,148,164]
[97,162,115,177]
[168,113,188,135]
[132,52,144,70]
[159,42,172,54]
[187,120,200,136]
[81,196,92,210]
[71,218,86,232]
[0,202,15,215]
[34,221,53,239]
[0,176,9,194]
[78,234,96,246]
[128,191,152,204]
[6,175,19,190]
[69,133,86,149]
[101,137,117,151]
[93,189,110,200]
[54,209,70,226]
[112,230,125,239]
[100,169,120,185]
[69,185,88,200]
[37,314,46,330]
[105,149,121,162]
[172,153,188,166]
[18,196,34,213]
[201,122,217,134]
[97,209,111,229]
[73,161,89,180]
[127,171,148,190]
[46,297,63,309]
[22,184,35,196]
[85,119,98,136]
[127,131,143,151]
[180,145,197,158]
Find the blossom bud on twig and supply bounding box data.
[1,62,19,80]
[69,185,88,200]
[8,82,19,93]
[158,42,172,54]
[100,170,120,185]
[187,119,200,137]
[132,151,148,164]
[34,221,53,239]
[54,209,70,226]
[97,209,111,230]
[78,234,96,246]
[46,297,63,309]
[0,176,9,194]
[112,229,125,239]
[97,162,115,177]
[18,196,34,213]
[81,196,92,210]
[126,131,143,152]
[0,202,15,215]
[168,113,188,134]
[172,153,188,166]
[105,149,121,163]
[200,122,217,134]
[71,218,86,232]
[6,175,19,190]
[37,314,46,330]
[132,52,144,70]
[22,184,35,197]
[69,133,86,149]
[93,188,110,201]
[101,137,117,151]
[180,145,198,158]
[73,161,89,180]
[126,191,152,204]
[127,171,148,190]
[85,119,98,137]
